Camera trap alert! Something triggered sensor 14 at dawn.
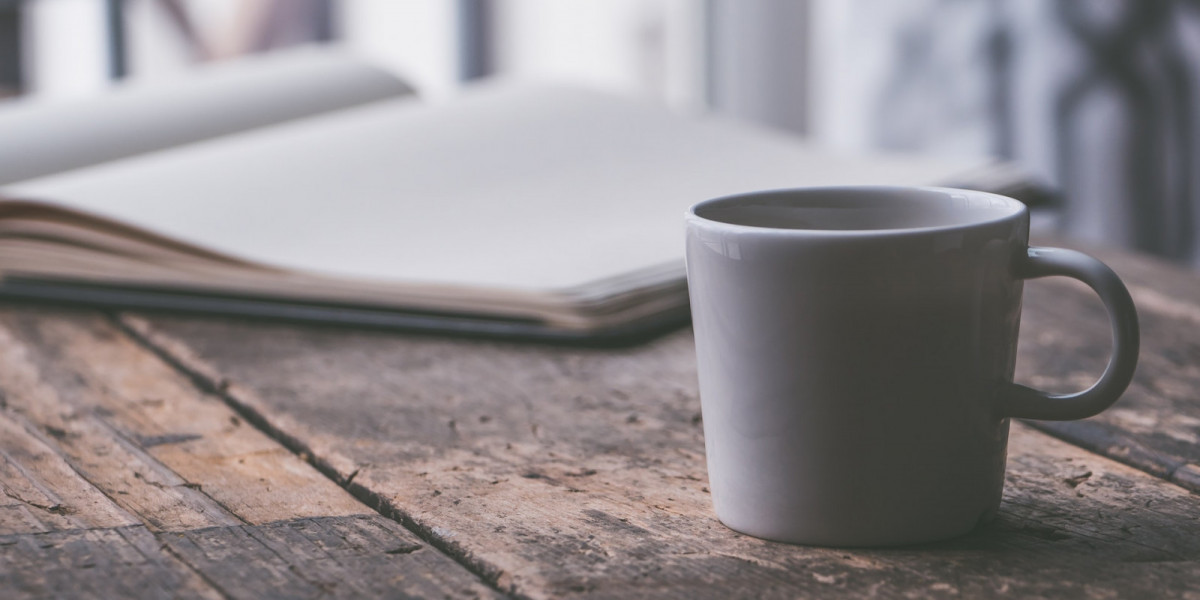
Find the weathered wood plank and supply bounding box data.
[1,516,500,599]
[0,308,502,598]
[1015,236,1200,492]
[0,408,137,535]
[128,310,1200,599]
[0,325,226,597]
[0,525,221,599]
[161,515,499,599]
[0,310,370,528]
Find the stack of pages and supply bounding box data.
[0,48,1021,342]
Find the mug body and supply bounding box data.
[685,186,1029,546]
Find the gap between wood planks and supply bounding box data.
[111,312,517,598]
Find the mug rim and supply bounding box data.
[686,185,1028,238]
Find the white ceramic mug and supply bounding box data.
[685,186,1139,547]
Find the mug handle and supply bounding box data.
[997,246,1140,421]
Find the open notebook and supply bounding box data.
[0,67,1026,341]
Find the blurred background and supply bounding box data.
[1,0,1198,267]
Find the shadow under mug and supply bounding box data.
[684,186,1139,547]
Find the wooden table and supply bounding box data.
[3,237,1200,598]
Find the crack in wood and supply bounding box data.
[1064,471,1094,488]
[385,543,423,555]
[2,489,66,515]
[137,433,204,448]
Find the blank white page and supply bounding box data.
[0,45,412,185]
[3,83,984,293]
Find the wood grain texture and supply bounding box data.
[0,308,500,599]
[1016,236,1200,492]
[159,515,499,599]
[0,309,364,530]
[0,408,137,535]
[0,525,221,599]
[128,308,1200,599]
[1,516,500,599]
